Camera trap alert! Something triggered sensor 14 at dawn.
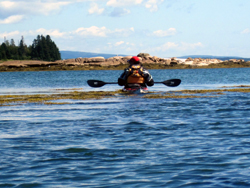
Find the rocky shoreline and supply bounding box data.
[1,53,250,72]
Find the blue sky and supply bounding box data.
[0,0,250,58]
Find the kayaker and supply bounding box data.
[118,56,154,91]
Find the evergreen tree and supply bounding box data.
[4,40,10,47]
[1,35,61,61]
[0,46,2,60]
[30,35,61,61]
[10,39,15,46]
[0,43,11,60]
[18,36,29,59]
[9,39,19,59]
[41,35,50,61]
[31,39,39,60]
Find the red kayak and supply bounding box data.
[122,87,148,94]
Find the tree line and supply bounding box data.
[0,35,61,61]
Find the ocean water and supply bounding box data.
[1,68,250,187]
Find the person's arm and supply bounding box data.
[118,68,130,86]
[140,69,154,86]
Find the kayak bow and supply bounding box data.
[122,87,148,94]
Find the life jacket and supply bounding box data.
[127,65,145,84]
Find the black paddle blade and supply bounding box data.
[87,80,106,87]
[162,79,181,87]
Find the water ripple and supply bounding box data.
[2,69,250,187]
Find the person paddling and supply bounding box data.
[118,56,154,91]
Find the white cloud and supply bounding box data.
[115,41,125,46]
[241,29,250,34]
[113,27,135,37]
[32,28,66,38]
[152,28,177,37]
[0,28,67,42]
[0,1,16,9]
[126,42,135,46]
[0,15,24,24]
[0,0,73,23]
[74,26,109,37]
[106,41,136,53]
[179,42,203,51]
[0,31,20,38]
[0,0,165,24]
[110,8,131,17]
[73,26,134,37]
[155,42,203,51]
[38,2,71,15]
[1,1,71,14]
[0,26,134,40]
[159,42,179,51]
[106,0,143,7]
[88,2,104,15]
[145,0,164,12]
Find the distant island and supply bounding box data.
[60,50,129,60]
[1,35,249,72]
[1,51,250,72]
[178,55,250,62]
[60,51,250,62]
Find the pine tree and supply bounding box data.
[1,35,61,61]
[0,43,11,60]
[30,35,61,61]
[0,46,2,60]
[31,39,39,60]
[9,39,19,59]
[18,36,26,59]
[42,35,50,61]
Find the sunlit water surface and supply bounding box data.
[1,68,250,187]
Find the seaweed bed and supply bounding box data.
[1,85,250,106]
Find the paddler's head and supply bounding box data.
[128,56,141,65]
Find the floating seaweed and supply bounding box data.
[1,86,250,106]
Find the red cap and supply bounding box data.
[128,56,140,64]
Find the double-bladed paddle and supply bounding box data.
[87,79,181,88]
[154,79,181,87]
[87,80,117,88]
